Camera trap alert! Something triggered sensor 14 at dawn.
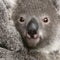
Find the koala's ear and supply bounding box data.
[3,0,16,9]
[2,0,17,20]
[52,0,60,15]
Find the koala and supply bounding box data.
[12,0,60,51]
[12,0,60,60]
[0,0,60,60]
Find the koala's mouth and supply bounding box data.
[27,33,39,39]
[25,33,40,48]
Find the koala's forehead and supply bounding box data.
[16,0,56,15]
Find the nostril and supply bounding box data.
[28,30,37,35]
[28,31,37,38]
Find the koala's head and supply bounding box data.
[12,0,59,49]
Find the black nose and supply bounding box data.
[27,18,39,37]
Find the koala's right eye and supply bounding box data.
[18,17,25,24]
[43,17,48,23]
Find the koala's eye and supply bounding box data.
[43,17,48,23]
[19,17,25,22]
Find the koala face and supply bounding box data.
[12,0,59,49]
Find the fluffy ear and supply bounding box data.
[52,0,60,15]
[2,0,16,9]
[2,0,17,20]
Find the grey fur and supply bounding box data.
[0,0,23,51]
[0,0,60,60]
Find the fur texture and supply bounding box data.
[0,0,23,51]
[0,0,60,60]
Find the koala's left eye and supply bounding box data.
[43,17,48,23]
[18,17,25,24]
[19,17,25,22]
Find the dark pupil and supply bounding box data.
[20,17,24,22]
[43,18,48,22]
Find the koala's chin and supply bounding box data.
[25,33,40,48]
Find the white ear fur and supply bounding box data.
[2,0,17,20]
[3,0,16,9]
[56,0,60,15]
[52,0,60,15]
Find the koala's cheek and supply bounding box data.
[17,26,26,37]
[38,30,48,40]
[20,29,27,37]
[39,30,45,39]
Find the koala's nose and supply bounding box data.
[27,18,39,37]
